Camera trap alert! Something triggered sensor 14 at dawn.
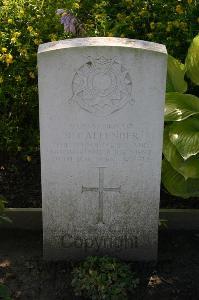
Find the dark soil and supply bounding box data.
[1,152,199,209]
[0,229,199,300]
[160,189,199,209]
[0,152,41,208]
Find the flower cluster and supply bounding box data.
[56,9,83,35]
[57,9,76,34]
[0,0,70,154]
[0,47,13,65]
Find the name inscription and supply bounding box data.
[45,122,152,163]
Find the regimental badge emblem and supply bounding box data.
[69,56,134,116]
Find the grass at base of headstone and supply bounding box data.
[71,256,139,299]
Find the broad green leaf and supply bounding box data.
[163,126,199,179]
[163,126,182,165]
[161,159,199,199]
[179,155,199,179]
[169,117,199,159]
[164,92,199,121]
[166,55,187,93]
[185,34,199,85]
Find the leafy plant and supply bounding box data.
[186,33,199,86]
[0,0,75,156]
[0,196,11,223]
[71,256,139,299]
[0,284,11,300]
[162,34,199,199]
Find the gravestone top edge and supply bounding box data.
[38,37,167,55]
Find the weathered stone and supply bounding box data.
[38,37,167,260]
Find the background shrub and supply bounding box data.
[0,0,75,157]
[80,0,199,61]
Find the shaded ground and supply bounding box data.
[0,229,199,300]
[1,152,199,208]
[0,152,41,208]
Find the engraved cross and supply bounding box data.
[82,167,121,224]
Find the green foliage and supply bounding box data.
[186,34,199,85]
[0,0,75,156]
[71,256,139,299]
[162,159,199,198]
[169,117,199,159]
[166,56,187,93]
[162,35,199,199]
[165,92,199,121]
[159,219,168,229]
[163,126,199,179]
[0,284,11,300]
[78,0,198,60]
[0,196,11,223]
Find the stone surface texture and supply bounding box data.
[38,37,167,260]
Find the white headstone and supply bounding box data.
[38,37,167,261]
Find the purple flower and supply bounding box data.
[61,13,77,34]
[56,9,84,36]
